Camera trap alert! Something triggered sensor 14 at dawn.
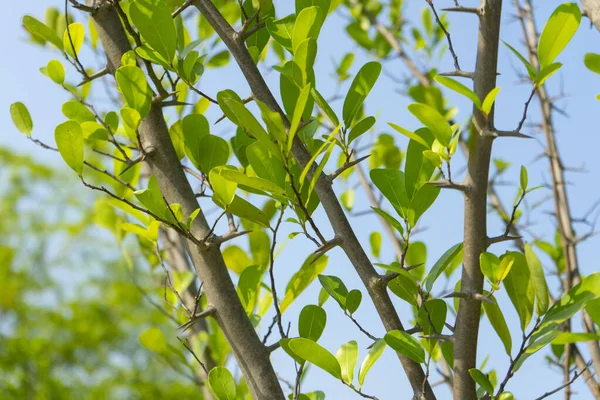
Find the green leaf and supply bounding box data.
[62,101,95,123]
[346,289,362,314]
[468,368,494,395]
[292,6,324,53]
[237,266,263,314]
[266,14,295,52]
[246,142,286,189]
[503,41,537,80]
[525,244,549,315]
[384,330,426,363]
[139,327,167,354]
[370,168,409,219]
[311,87,339,127]
[210,167,237,206]
[388,123,430,148]
[198,135,229,173]
[129,0,177,63]
[342,62,382,127]
[22,15,63,49]
[424,243,464,292]
[406,183,439,227]
[116,66,152,118]
[299,124,341,186]
[504,251,534,331]
[370,207,404,236]
[280,254,329,313]
[55,120,84,176]
[369,232,382,258]
[288,338,342,379]
[299,305,327,342]
[218,168,285,197]
[288,84,312,154]
[336,340,358,384]
[483,294,512,356]
[296,0,331,14]
[292,38,317,87]
[340,189,355,211]
[481,87,501,116]
[408,103,452,147]
[10,102,33,136]
[434,76,481,109]
[182,114,209,169]
[538,3,581,69]
[584,53,600,74]
[552,332,600,345]
[535,63,562,87]
[318,275,348,310]
[358,339,385,388]
[348,116,375,144]
[480,252,501,283]
[388,269,419,306]
[207,50,230,68]
[207,367,236,400]
[47,60,65,84]
[63,23,84,58]
[213,195,270,228]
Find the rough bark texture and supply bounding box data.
[453,1,502,399]
[90,2,284,398]
[192,0,436,398]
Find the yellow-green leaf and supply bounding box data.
[55,120,84,176]
[10,102,33,136]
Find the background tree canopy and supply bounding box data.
[2,0,600,399]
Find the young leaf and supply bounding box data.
[552,332,600,345]
[407,103,452,147]
[424,243,464,292]
[584,53,600,74]
[358,339,386,388]
[288,84,312,154]
[311,87,339,127]
[384,330,426,364]
[54,120,84,176]
[538,3,581,69]
[346,289,362,314]
[370,207,404,236]
[63,23,84,58]
[342,62,382,127]
[299,123,341,186]
[369,232,382,258]
[480,252,501,284]
[292,38,317,87]
[198,135,229,174]
[318,275,348,310]
[182,114,209,169]
[503,41,537,80]
[388,269,419,307]
[292,6,325,53]
[47,59,65,84]
[481,87,501,116]
[370,168,409,219]
[129,0,177,63]
[218,168,286,197]
[388,123,430,148]
[207,367,236,400]
[535,63,562,87]
[348,116,376,144]
[139,327,167,354]
[23,15,63,49]
[468,368,494,395]
[299,305,327,342]
[288,338,342,379]
[525,244,549,315]
[503,251,534,331]
[336,340,358,384]
[280,255,329,313]
[10,102,33,136]
[116,66,152,118]
[266,14,295,52]
[434,75,481,109]
[483,294,512,356]
[210,167,237,206]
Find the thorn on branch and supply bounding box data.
[487,234,523,246]
[76,67,109,86]
[443,291,496,304]
[312,235,343,264]
[429,179,468,192]
[421,333,455,342]
[438,70,475,80]
[179,306,217,332]
[210,230,251,246]
[328,154,370,182]
[442,6,481,15]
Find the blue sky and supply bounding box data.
[2,1,600,399]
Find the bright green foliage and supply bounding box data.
[538,3,581,69]
[358,339,386,388]
[47,59,65,84]
[63,23,84,58]
[336,340,358,383]
[10,102,33,136]
[299,305,327,341]
[468,368,494,396]
[129,0,178,63]
[116,66,152,117]
[342,62,382,127]
[208,367,237,400]
[54,120,84,176]
[384,330,426,363]
[287,338,342,379]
